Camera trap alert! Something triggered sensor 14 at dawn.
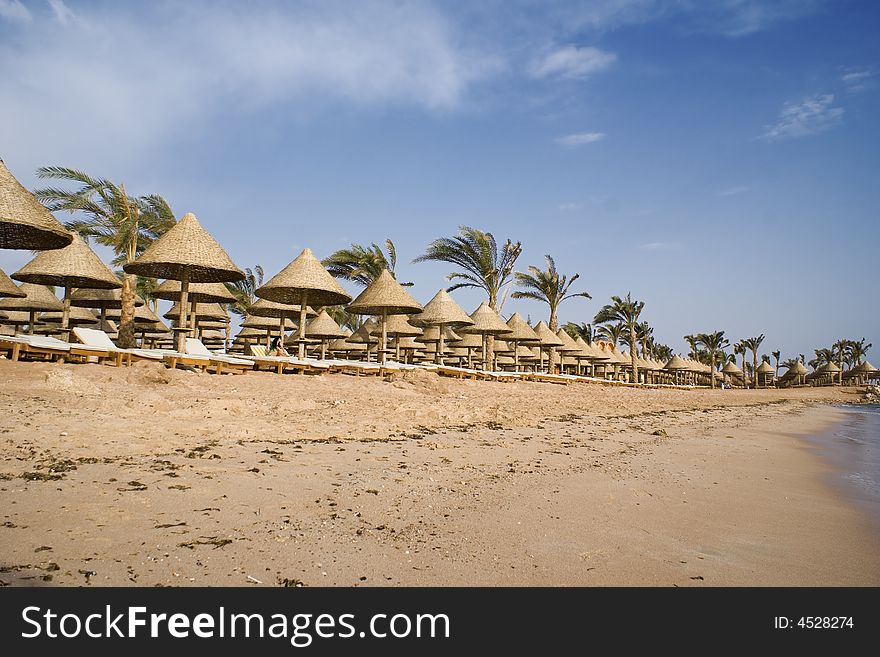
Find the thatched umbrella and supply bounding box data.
[346,270,422,366]
[554,329,583,374]
[123,212,244,351]
[249,297,315,347]
[40,306,99,328]
[0,269,26,299]
[153,279,235,345]
[756,360,775,388]
[503,313,541,372]
[721,360,743,387]
[0,282,63,334]
[12,233,121,340]
[256,248,352,359]
[444,331,481,368]
[242,313,296,348]
[818,361,840,386]
[370,313,422,362]
[663,354,691,386]
[411,289,474,365]
[70,288,145,327]
[530,321,564,373]
[305,309,347,360]
[1,310,33,330]
[458,302,511,371]
[0,159,72,250]
[347,318,380,361]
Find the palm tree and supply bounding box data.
[832,339,848,384]
[415,226,522,364]
[562,321,592,342]
[594,293,645,383]
[734,340,748,384]
[595,322,625,346]
[512,255,591,370]
[742,334,765,388]
[848,338,872,366]
[635,321,653,358]
[653,343,673,362]
[323,239,410,286]
[33,167,175,347]
[683,334,700,360]
[226,265,264,318]
[809,348,834,370]
[325,305,360,332]
[697,331,729,389]
[772,350,781,380]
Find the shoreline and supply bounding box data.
[1,360,878,586]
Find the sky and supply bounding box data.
[1,0,878,360]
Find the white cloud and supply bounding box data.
[47,0,74,24]
[0,0,30,22]
[760,94,844,140]
[555,132,605,147]
[528,45,617,79]
[0,1,502,171]
[638,241,682,251]
[718,185,750,196]
[841,68,875,94]
[558,202,582,211]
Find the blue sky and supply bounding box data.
[1,0,877,359]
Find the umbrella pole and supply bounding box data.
[513,340,519,371]
[321,339,327,361]
[298,291,308,360]
[28,310,36,335]
[61,286,72,341]
[395,337,401,361]
[482,334,488,371]
[224,317,231,352]
[278,312,285,346]
[437,323,444,366]
[177,271,190,353]
[100,306,108,332]
[380,309,388,366]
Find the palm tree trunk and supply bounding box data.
[118,274,137,348]
[710,354,716,389]
[629,325,638,384]
[753,352,758,389]
[548,309,558,373]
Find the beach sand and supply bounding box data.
[1,359,878,587]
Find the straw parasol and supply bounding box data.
[503,313,541,371]
[529,321,564,373]
[1,310,33,328]
[256,248,352,359]
[0,159,73,250]
[305,309,347,359]
[370,313,423,361]
[0,282,63,334]
[0,268,26,298]
[12,233,121,338]
[249,297,316,346]
[40,306,98,327]
[458,302,511,371]
[411,289,474,365]
[123,212,244,351]
[346,270,422,366]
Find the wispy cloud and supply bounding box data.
[841,68,875,94]
[718,185,750,196]
[0,1,502,170]
[558,202,582,211]
[47,0,75,24]
[555,132,605,147]
[528,45,616,80]
[638,241,683,252]
[0,0,30,22]
[760,94,844,140]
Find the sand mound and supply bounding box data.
[43,366,101,396]
[126,360,175,385]
[388,368,451,394]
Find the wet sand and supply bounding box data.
[1,359,877,586]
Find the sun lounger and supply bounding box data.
[184,338,253,374]
[0,334,70,362]
[72,327,165,366]
[241,345,330,374]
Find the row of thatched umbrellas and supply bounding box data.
[2,158,877,385]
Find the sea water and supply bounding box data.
[804,404,880,528]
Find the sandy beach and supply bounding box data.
[1,359,878,587]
